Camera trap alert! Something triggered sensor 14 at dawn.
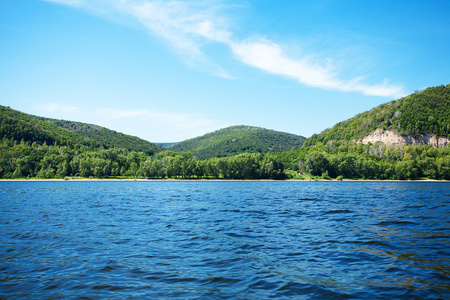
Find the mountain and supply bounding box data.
[169,125,306,159]
[304,84,450,147]
[0,105,163,155]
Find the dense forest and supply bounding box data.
[0,107,284,180]
[169,125,306,159]
[2,136,448,180]
[0,138,285,180]
[1,84,450,180]
[276,140,450,180]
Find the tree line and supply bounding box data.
[0,138,285,180]
[2,137,450,181]
[277,140,450,180]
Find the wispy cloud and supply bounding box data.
[42,0,82,6]
[37,103,79,114]
[230,38,404,97]
[98,107,221,130]
[99,108,150,120]
[97,108,229,142]
[42,0,405,97]
[128,1,231,52]
[121,0,233,78]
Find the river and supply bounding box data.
[1,181,449,299]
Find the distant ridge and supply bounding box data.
[169,125,306,159]
[156,142,177,148]
[0,105,163,155]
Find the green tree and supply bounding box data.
[304,151,329,176]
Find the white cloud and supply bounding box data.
[117,0,233,78]
[231,38,339,89]
[127,1,231,50]
[230,38,405,97]
[37,103,79,114]
[41,0,405,97]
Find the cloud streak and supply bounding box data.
[37,103,79,114]
[42,0,405,97]
[230,38,404,97]
[43,0,82,6]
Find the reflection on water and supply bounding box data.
[0,181,449,299]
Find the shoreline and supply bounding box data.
[0,178,449,183]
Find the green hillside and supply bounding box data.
[42,118,163,155]
[2,82,449,181]
[0,107,286,180]
[0,105,163,155]
[304,84,450,146]
[0,105,100,148]
[169,125,306,159]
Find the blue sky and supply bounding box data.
[1,0,449,142]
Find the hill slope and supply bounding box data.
[304,84,450,146]
[169,125,306,159]
[0,105,100,147]
[0,106,163,155]
[42,118,163,155]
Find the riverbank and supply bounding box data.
[1,178,448,182]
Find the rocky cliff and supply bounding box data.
[360,128,450,147]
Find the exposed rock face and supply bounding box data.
[360,129,450,147]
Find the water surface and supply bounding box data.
[1,181,449,299]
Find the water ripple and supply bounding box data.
[0,181,449,299]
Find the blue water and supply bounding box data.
[1,181,449,299]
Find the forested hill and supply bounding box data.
[42,118,163,155]
[0,105,100,148]
[0,106,163,155]
[169,125,306,159]
[304,84,450,146]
